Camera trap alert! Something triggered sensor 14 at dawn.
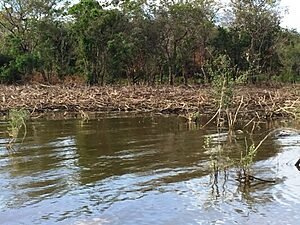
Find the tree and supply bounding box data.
[0,0,67,82]
[155,0,217,85]
[278,29,300,82]
[32,20,75,81]
[69,0,126,84]
[0,0,66,52]
[228,0,281,82]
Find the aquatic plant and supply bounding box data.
[238,142,257,183]
[236,131,277,184]
[189,112,201,123]
[204,135,234,188]
[181,112,201,123]
[211,55,234,128]
[202,55,245,130]
[6,109,29,150]
[79,110,89,121]
[205,129,277,187]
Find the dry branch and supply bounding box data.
[0,84,300,120]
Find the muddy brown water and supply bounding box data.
[0,114,300,225]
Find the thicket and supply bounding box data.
[0,0,299,85]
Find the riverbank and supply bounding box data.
[0,84,299,119]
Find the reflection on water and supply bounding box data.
[0,114,300,225]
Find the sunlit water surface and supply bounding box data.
[0,114,300,225]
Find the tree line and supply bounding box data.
[0,0,299,85]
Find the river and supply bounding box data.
[0,114,299,225]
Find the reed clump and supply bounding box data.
[6,109,29,150]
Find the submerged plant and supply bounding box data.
[79,110,89,122]
[236,131,276,184]
[205,129,277,188]
[204,135,234,189]
[6,109,29,150]
[238,142,257,183]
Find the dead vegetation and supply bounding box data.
[0,84,300,119]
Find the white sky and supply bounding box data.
[280,0,300,31]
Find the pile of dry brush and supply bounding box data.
[1,84,300,119]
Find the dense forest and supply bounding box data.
[0,0,299,85]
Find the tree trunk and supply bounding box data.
[160,66,163,84]
[182,65,188,85]
[168,65,173,85]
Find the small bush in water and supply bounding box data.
[7,109,29,150]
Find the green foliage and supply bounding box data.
[107,33,134,80]
[0,54,13,67]
[0,62,19,83]
[228,0,281,83]
[6,109,29,150]
[213,27,249,78]
[208,55,247,130]
[237,131,273,183]
[211,55,235,108]
[0,0,298,85]
[69,0,128,84]
[0,53,40,83]
[277,30,300,82]
[240,143,257,174]
[15,53,40,74]
[205,130,274,186]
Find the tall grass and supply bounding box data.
[6,109,29,150]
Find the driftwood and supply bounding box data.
[1,84,300,119]
[295,158,300,171]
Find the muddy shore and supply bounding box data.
[1,84,299,119]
